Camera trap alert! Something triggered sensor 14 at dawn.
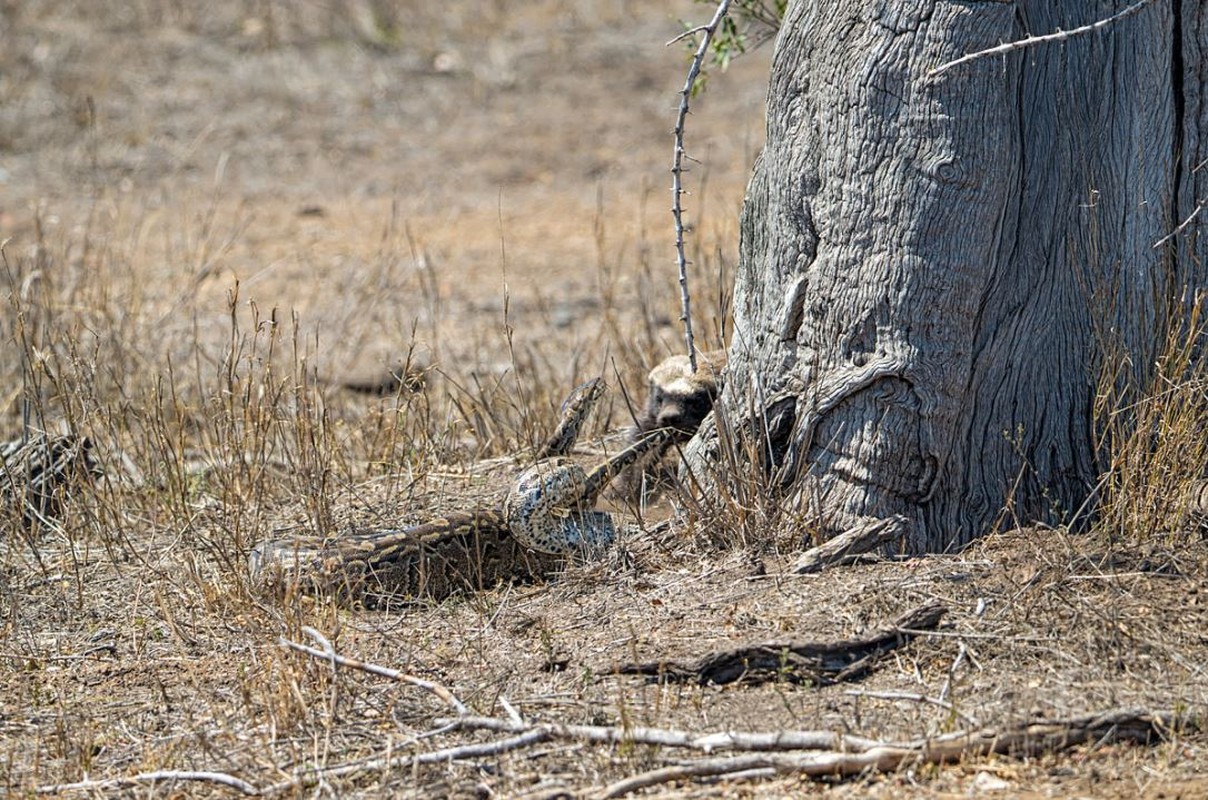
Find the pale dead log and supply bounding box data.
[596,709,1195,798]
[793,514,910,574]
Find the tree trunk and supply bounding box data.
[687,0,1208,551]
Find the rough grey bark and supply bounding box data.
[687,0,1208,550]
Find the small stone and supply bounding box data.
[969,771,1010,793]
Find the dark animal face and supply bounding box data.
[636,352,725,440]
[639,382,719,438]
[616,351,726,502]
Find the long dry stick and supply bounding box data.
[669,0,732,373]
[435,715,883,753]
[280,633,468,715]
[930,0,1156,77]
[260,730,550,796]
[37,770,258,796]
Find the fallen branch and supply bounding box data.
[280,631,468,715]
[36,707,1192,797]
[434,715,883,754]
[608,602,946,685]
[793,515,909,574]
[36,708,1194,796]
[37,770,258,796]
[596,709,1196,798]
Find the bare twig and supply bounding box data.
[930,0,1156,77]
[666,25,711,46]
[1152,202,1204,249]
[280,634,469,715]
[261,730,549,796]
[37,770,258,796]
[669,0,732,372]
[434,715,882,753]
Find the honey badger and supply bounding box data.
[636,349,727,438]
[619,349,726,499]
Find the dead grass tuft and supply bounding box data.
[1095,295,1208,543]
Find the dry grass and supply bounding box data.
[2,2,1207,798]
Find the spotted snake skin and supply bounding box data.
[250,379,673,601]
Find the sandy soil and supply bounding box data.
[0,1,765,392]
[1,3,1206,798]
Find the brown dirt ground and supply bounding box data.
[2,2,1207,798]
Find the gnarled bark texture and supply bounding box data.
[687,0,1208,551]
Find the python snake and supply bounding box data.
[249,379,673,601]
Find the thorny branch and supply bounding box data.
[670,0,732,373]
[930,0,1157,77]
